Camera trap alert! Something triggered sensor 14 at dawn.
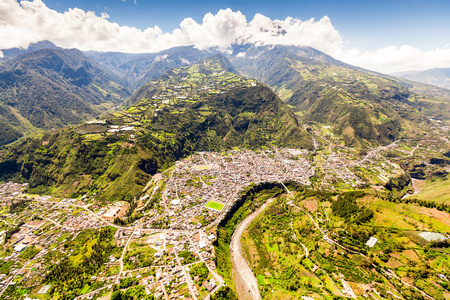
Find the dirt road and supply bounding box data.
[230,198,275,300]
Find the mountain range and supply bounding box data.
[0,40,60,62]
[0,41,449,150]
[0,39,449,300]
[393,68,450,90]
[86,46,214,91]
[89,43,450,149]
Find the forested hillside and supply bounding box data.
[0,48,129,145]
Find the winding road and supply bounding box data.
[115,222,140,285]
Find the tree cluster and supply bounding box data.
[331,192,373,224]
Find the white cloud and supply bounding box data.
[246,14,343,55]
[339,45,450,73]
[154,54,168,62]
[0,0,449,72]
[0,1,341,54]
[180,58,190,65]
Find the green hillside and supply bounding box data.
[231,45,449,148]
[125,54,312,155]
[0,48,130,146]
[239,188,450,300]
[0,132,152,201]
[0,55,312,201]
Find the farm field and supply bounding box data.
[240,188,450,300]
[412,175,450,204]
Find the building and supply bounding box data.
[14,244,27,252]
[365,236,378,248]
[419,232,447,242]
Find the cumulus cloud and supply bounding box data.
[0,0,342,54]
[1,0,449,72]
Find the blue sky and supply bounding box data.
[44,0,450,52]
[3,0,450,72]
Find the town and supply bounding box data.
[0,134,447,300]
[0,148,316,300]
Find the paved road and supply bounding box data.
[33,198,189,234]
[137,184,159,212]
[116,223,140,284]
[410,144,420,156]
[185,232,224,298]
[175,252,198,300]
[74,285,109,300]
[230,198,275,300]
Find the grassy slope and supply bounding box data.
[411,174,450,204]
[283,59,436,147]
[233,48,448,148]
[0,131,153,202]
[241,189,450,300]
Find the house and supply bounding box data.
[365,236,378,248]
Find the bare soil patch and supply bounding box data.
[402,277,414,285]
[401,249,420,262]
[418,207,450,227]
[349,281,364,295]
[386,258,403,269]
[303,199,319,212]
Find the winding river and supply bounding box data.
[230,198,275,300]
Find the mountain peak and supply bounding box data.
[198,54,238,74]
[25,40,59,51]
[0,40,60,62]
[3,48,101,87]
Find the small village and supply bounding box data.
[0,182,224,300]
[77,60,259,137]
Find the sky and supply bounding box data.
[1,0,450,73]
